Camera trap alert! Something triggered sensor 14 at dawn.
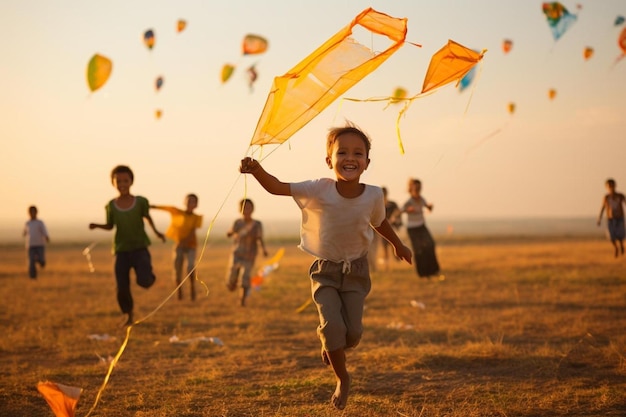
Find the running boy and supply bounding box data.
[89,165,165,326]
[225,198,268,306]
[597,178,626,257]
[23,205,50,279]
[151,194,203,301]
[239,123,412,410]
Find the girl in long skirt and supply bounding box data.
[403,178,440,278]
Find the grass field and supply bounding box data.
[1,236,625,416]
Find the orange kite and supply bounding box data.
[249,7,407,147]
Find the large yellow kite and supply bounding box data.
[249,7,407,147]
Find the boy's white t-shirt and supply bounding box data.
[291,178,385,265]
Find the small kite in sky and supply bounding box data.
[155,76,164,92]
[37,381,82,417]
[614,16,625,26]
[548,88,557,100]
[246,64,258,92]
[502,39,513,54]
[390,87,408,104]
[177,19,187,33]
[86,54,112,92]
[242,34,268,55]
[583,46,593,60]
[458,66,477,93]
[542,2,577,41]
[249,7,407,148]
[221,63,235,83]
[508,102,516,114]
[143,29,155,50]
[344,39,484,153]
[421,40,485,94]
[155,109,162,119]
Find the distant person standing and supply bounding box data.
[225,198,268,307]
[23,205,50,279]
[403,178,441,279]
[597,178,626,257]
[89,165,165,327]
[151,194,203,301]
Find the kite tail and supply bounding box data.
[394,101,412,154]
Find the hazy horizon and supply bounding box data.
[4,215,605,245]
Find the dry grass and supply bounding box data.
[0,236,625,416]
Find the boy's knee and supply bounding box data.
[345,331,362,349]
[318,320,347,350]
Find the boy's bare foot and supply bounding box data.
[331,374,351,410]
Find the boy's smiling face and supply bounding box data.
[326,132,370,182]
[112,172,133,196]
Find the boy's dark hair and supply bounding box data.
[28,206,37,213]
[110,165,134,184]
[239,198,254,210]
[409,178,421,186]
[326,122,371,158]
[606,178,616,187]
[186,193,199,202]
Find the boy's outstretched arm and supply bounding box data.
[240,157,291,196]
[89,222,113,231]
[145,215,166,242]
[374,219,412,264]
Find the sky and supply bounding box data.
[1,0,625,239]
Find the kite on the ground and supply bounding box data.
[249,7,408,148]
[542,2,577,41]
[242,34,268,55]
[37,381,82,417]
[143,29,155,50]
[177,19,187,33]
[82,242,97,272]
[251,247,285,289]
[86,54,112,93]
